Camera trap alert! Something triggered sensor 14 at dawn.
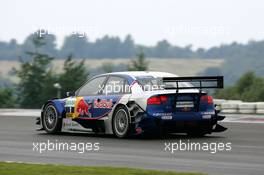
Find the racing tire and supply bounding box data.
[42,103,62,134]
[112,106,130,138]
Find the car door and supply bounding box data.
[66,76,107,119]
[91,76,129,118]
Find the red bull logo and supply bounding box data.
[76,99,91,117]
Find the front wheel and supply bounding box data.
[112,106,130,138]
[42,103,62,134]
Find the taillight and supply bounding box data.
[200,95,213,104]
[147,95,168,105]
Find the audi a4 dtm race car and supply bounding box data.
[36,71,227,138]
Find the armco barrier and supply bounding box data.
[221,102,239,114]
[215,99,264,114]
[256,102,264,114]
[238,103,256,114]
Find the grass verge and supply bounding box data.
[0,162,205,175]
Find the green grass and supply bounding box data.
[0,162,205,175]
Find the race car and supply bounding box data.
[36,71,227,138]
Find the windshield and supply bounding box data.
[135,76,193,91]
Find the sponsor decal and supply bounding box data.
[76,98,92,118]
[65,97,76,116]
[63,118,79,128]
[66,113,74,118]
[176,101,194,108]
[201,111,215,115]
[153,112,173,120]
[94,99,113,109]
[202,115,211,119]
[161,115,173,120]
[201,111,214,119]
[65,97,76,107]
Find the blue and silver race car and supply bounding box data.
[36,71,227,138]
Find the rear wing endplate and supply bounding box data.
[162,76,224,91]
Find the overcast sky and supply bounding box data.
[0,0,263,49]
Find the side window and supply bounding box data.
[77,76,106,96]
[103,76,129,94]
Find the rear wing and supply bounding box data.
[162,76,224,91]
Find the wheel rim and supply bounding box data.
[44,105,57,130]
[114,109,128,136]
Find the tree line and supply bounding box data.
[1,32,264,60]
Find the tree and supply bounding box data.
[235,72,255,94]
[0,88,16,108]
[121,35,135,58]
[58,55,89,97]
[22,32,58,60]
[60,35,89,58]
[16,35,56,108]
[128,51,149,71]
[101,62,114,73]
[214,71,264,102]
[94,35,123,58]
[154,40,171,57]
[16,35,90,108]
[241,77,264,101]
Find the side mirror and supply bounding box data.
[66,91,75,97]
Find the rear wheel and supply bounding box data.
[112,106,130,138]
[42,103,62,134]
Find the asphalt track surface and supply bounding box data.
[0,115,263,175]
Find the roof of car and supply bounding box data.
[104,71,178,78]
